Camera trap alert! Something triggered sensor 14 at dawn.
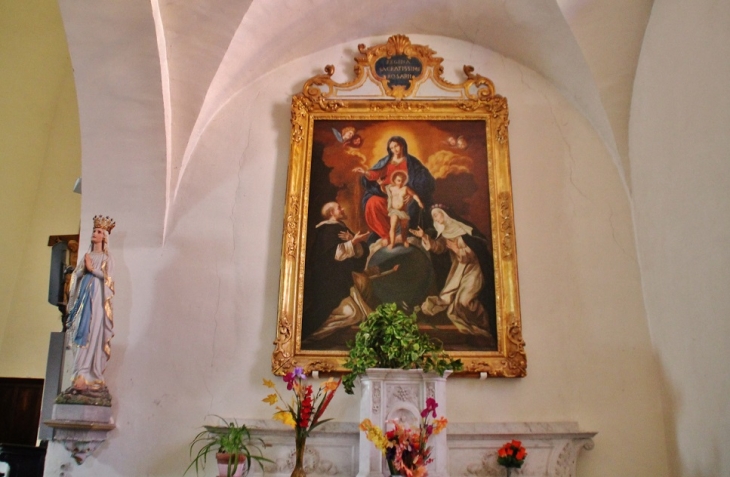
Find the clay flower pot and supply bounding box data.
[216,453,248,477]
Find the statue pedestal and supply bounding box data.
[357,368,451,477]
[44,403,115,464]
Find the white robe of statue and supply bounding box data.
[67,249,115,391]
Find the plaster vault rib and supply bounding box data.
[150,0,173,243]
[153,0,255,243]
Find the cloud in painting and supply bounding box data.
[423,150,474,179]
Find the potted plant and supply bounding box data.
[186,416,272,477]
[342,303,463,394]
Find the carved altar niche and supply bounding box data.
[274,34,525,382]
[358,369,451,477]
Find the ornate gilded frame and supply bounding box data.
[273,35,525,379]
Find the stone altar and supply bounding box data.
[241,420,595,477]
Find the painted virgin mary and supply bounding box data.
[66,215,115,393]
[353,136,434,242]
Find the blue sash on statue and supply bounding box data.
[68,273,95,347]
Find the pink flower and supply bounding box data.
[283,367,306,390]
[421,397,438,418]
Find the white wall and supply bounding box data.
[630,1,730,475]
[41,26,670,475]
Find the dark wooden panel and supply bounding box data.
[0,443,46,477]
[0,378,44,445]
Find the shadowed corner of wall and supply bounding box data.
[655,353,681,477]
[655,361,725,476]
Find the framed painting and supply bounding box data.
[273,35,525,378]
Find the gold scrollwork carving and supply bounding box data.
[303,361,338,375]
[356,35,439,99]
[499,192,515,260]
[457,100,482,112]
[463,361,494,374]
[290,96,310,143]
[479,95,510,144]
[501,314,527,377]
[272,313,294,374]
[298,35,500,102]
[284,195,300,260]
[369,102,432,112]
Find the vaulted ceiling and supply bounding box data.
[151,0,651,194]
[60,0,653,237]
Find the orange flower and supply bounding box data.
[360,419,374,431]
[432,417,448,434]
[411,467,427,477]
[320,377,339,391]
[511,439,522,448]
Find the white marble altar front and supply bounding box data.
[358,369,451,477]
[243,420,595,477]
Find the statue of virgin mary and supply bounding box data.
[64,215,116,398]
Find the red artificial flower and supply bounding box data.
[311,378,341,426]
[497,439,527,469]
[421,397,438,418]
[299,385,313,428]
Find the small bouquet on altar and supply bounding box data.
[360,398,447,477]
[262,367,341,475]
[497,439,527,475]
[262,367,341,435]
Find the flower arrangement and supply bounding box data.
[360,398,447,477]
[263,367,341,476]
[497,439,527,475]
[262,367,341,433]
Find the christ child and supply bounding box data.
[383,170,424,249]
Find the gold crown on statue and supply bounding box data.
[93,215,116,234]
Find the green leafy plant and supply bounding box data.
[185,416,272,477]
[342,303,463,394]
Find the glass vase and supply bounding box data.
[291,430,307,477]
[387,458,400,476]
[386,458,415,476]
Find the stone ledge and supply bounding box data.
[235,420,596,477]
